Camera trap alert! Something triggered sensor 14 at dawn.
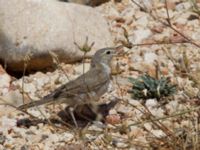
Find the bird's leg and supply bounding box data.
[69,107,78,128]
[87,93,103,121]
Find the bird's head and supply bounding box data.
[91,48,116,68]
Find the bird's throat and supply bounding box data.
[99,62,111,74]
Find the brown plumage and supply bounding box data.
[18,48,116,110]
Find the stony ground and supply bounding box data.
[0,0,200,149]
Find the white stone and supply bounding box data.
[117,104,133,114]
[0,116,16,132]
[151,129,166,138]
[74,63,90,75]
[130,29,152,43]
[88,123,104,132]
[61,132,74,142]
[48,134,60,143]
[150,108,164,118]
[136,15,149,27]
[1,90,23,106]
[165,100,178,114]
[0,74,11,89]
[0,0,113,71]
[23,83,37,93]
[145,99,158,108]
[144,53,158,64]
[176,2,192,11]
[176,17,187,25]
[143,123,152,131]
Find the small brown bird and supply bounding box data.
[18,47,116,126]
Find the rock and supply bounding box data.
[74,63,90,75]
[23,83,37,94]
[106,114,121,125]
[176,2,192,11]
[144,52,158,64]
[56,144,85,150]
[135,15,149,27]
[88,123,104,131]
[60,0,110,6]
[0,0,113,71]
[129,62,157,77]
[130,29,152,43]
[165,100,179,114]
[0,133,6,145]
[0,90,23,106]
[129,126,144,138]
[0,106,16,118]
[151,130,166,138]
[149,107,164,118]
[145,99,158,108]
[0,116,16,132]
[116,104,133,114]
[144,123,152,131]
[166,0,176,10]
[0,65,11,95]
[33,73,50,90]
[112,76,131,86]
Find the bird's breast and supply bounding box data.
[100,63,111,75]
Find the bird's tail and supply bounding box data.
[18,98,53,110]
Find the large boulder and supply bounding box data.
[63,0,110,6]
[0,0,113,71]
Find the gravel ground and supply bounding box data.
[0,0,200,149]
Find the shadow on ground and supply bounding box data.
[17,100,119,128]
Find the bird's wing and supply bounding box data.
[45,67,110,100]
[18,68,110,110]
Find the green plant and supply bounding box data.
[128,74,176,100]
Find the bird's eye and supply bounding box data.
[106,51,111,55]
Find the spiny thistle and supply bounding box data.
[74,36,94,53]
[128,75,176,100]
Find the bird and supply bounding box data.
[18,47,116,127]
